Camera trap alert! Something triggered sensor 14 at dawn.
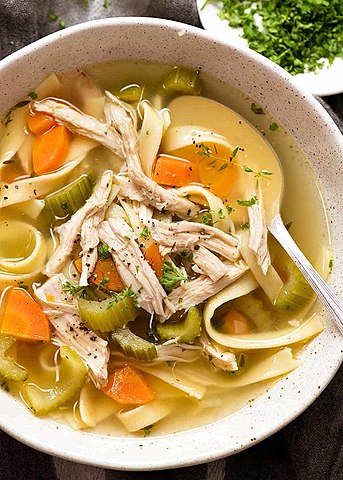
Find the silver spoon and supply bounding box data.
[268,214,343,333]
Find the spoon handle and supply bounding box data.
[269,214,343,333]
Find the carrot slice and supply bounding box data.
[103,365,155,405]
[32,125,71,175]
[153,154,198,187]
[0,288,50,342]
[27,111,57,136]
[220,310,252,335]
[144,242,164,278]
[74,257,124,292]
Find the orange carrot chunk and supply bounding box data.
[32,125,71,175]
[153,154,198,187]
[103,365,155,405]
[144,242,164,278]
[27,111,57,136]
[0,288,50,342]
[220,310,252,335]
[74,257,124,292]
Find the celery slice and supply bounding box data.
[162,66,202,95]
[44,174,93,219]
[113,84,142,103]
[111,328,157,361]
[21,346,87,415]
[0,335,28,382]
[78,296,138,332]
[156,306,202,343]
[271,238,314,311]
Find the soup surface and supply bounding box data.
[0,60,331,436]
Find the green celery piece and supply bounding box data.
[44,174,93,219]
[157,306,202,343]
[275,262,313,311]
[0,335,28,382]
[113,84,142,103]
[78,296,138,332]
[21,346,87,415]
[162,66,202,95]
[271,237,313,311]
[111,328,157,361]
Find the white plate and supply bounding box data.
[197,0,343,96]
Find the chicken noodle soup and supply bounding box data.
[0,61,331,436]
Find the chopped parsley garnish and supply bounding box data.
[160,262,186,292]
[143,424,153,437]
[107,286,138,309]
[62,281,86,296]
[98,276,109,290]
[200,211,212,225]
[217,208,225,219]
[329,258,334,274]
[226,205,235,214]
[214,0,343,75]
[139,226,150,240]
[251,102,264,115]
[103,0,109,7]
[231,145,239,158]
[98,243,110,260]
[28,91,38,100]
[82,0,89,8]
[49,12,58,21]
[269,122,279,131]
[237,196,258,207]
[241,222,250,230]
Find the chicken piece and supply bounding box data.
[198,333,238,372]
[149,219,239,262]
[247,193,271,275]
[167,261,248,313]
[33,98,124,157]
[45,170,113,279]
[105,93,199,218]
[50,314,109,388]
[192,246,229,282]
[33,274,78,315]
[98,218,175,319]
[34,274,109,387]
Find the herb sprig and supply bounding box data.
[160,261,186,292]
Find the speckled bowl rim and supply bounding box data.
[0,17,342,471]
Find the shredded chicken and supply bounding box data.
[167,261,249,313]
[105,93,199,218]
[149,219,239,261]
[192,246,229,282]
[247,192,271,275]
[199,333,238,372]
[34,275,109,387]
[98,218,175,319]
[45,170,113,280]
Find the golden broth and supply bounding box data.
[0,59,331,437]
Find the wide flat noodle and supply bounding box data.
[79,381,120,428]
[0,137,96,207]
[177,184,234,233]
[139,100,165,177]
[116,399,176,432]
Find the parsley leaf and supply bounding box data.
[98,243,110,260]
[251,103,264,114]
[62,281,86,296]
[139,226,150,240]
[269,122,279,131]
[237,196,258,207]
[160,262,186,292]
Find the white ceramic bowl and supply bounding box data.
[0,18,342,470]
